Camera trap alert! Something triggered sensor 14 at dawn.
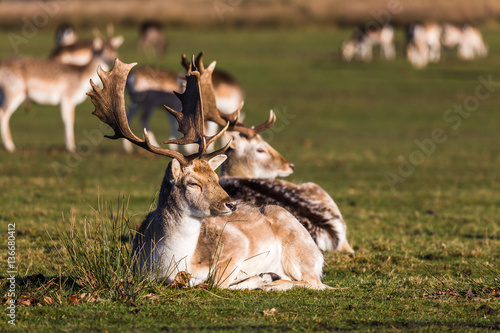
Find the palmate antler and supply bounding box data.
[87,58,230,166]
[182,52,276,139]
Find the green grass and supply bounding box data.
[1,26,500,331]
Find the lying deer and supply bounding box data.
[190,55,353,253]
[0,38,116,152]
[88,58,331,290]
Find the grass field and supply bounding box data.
[1,25,500,331]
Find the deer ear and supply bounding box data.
[93,37,104,51]
[170,159,183,180]
[207,154,227,171]
[226,132,242,150]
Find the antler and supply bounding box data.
[87,58,229,166]
[182,52,276,139]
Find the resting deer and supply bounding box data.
[341,25,395,62]
[193,56,353,253]
[0,38,115,152]
[88,58,330,290]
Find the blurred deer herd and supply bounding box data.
[341,22,488,68]
[0,19,488,290]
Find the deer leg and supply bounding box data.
[61,99,76,152]
[228,273,282,290]
[0,93,24,152]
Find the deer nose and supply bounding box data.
[289,163,295,171]
[225,201,237,212]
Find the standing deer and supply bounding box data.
[88,59,330,290]
[137,21,166,59]
[341,25,396,62]
[124,65,183,151]
[406,22,441,68]
[50,24,124,67]
[54,24,78,47]
[195,57,353,253]
[442,23,488,60]
[123,52,244,152]
[0,38,116,152]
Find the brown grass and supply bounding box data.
[0,0,500,30]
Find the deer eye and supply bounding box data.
[188,183,202,190]
[256,148,267,154]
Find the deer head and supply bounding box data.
[181,53,294,179]
[88,59,236,218]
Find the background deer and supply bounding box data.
[0,38,116,152]
[137,21,167,58]
[123,52,244,152]
[442,23,488,60]
[89,59,330,290]
[54,24,78,47]
[195,57,353,253]
[341,25,395,62]
[406,22,441,68]
[50,24,124,67]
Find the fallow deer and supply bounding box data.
[50,24,124,67]
[137,21,167,59]
[406,22,441,68]
[123,53,244,152]
[442,23,488,60]
[123,65,183,151]
[196,57,353,254]
[54,24,78,47]
[0,38,116,152]
[341,25,395,62]
[88,58,330,290]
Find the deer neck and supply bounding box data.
[220,149,255,178]
[153,176,203,271]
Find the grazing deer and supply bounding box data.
[341,25,396,62]
[89,59,330,290]
[123,53,244,152]
[181,53,244,142]
[196,59,353,254]
[50,25,124,67]
[406,22,441,68]
[0,38,115,152]
[54,24,78,47]
[123,65,183,151]
[442,24,488,60]
[137,21,167,58]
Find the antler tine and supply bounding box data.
[87,59,192,166]
[160,68,229,160]
[194,52,205,72]
[217,108,276,139]
[184,52,275,139]
[181,53,190,71]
